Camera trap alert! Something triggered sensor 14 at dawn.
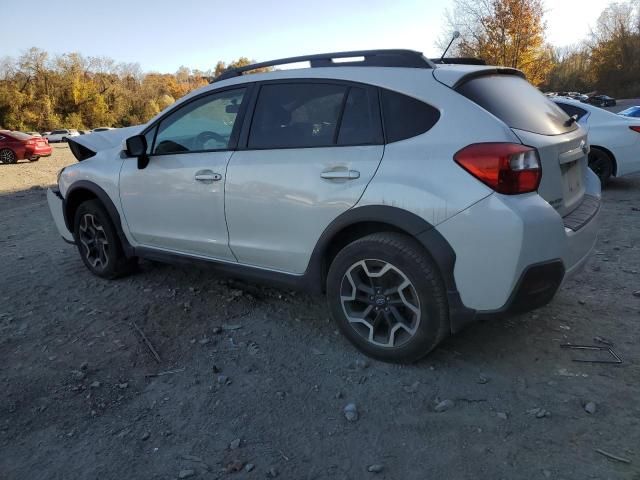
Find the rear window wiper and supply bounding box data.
[565,114,579,127]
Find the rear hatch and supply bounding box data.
[435,68,588,217]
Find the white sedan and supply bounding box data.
[553,98,640,184]
[45,129,80,143]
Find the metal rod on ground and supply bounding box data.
[132,322,161,363]
[595,449,631,464]
[145,368,185,378]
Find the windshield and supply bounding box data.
[457,74,578,135]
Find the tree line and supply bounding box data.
[0,52,257,131]
[441,0,639,95]
[2,0,639,132]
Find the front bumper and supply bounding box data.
[47,188,74,243]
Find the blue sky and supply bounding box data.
[1,0,612,73]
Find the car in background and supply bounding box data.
[553,98,640,184]
[586,95,616,107]
[618,106,640,118]
[45,129,80,143]
[0,130,52,164]
[91,127,114,133]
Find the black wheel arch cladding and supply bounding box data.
[306,205,476,332]
[64,180,135,257]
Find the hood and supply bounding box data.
[67,125,145,161]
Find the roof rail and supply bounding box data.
[212,49,435,83]
[430,57,487,65]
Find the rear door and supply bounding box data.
[225,81,384,274]
[453,73,589,216]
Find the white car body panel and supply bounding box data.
[119,151,235,260]
[226,145,384,273]
[553,98,640,177]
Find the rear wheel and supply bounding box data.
[73,200,136,279]
[326,232,449,363]
[0,148,17,164]
[588,148,613,186]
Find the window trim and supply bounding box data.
[141,84,254,158]
[236,78,384,151]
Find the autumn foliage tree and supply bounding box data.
[441,0,554,85]
[0,49,258,131]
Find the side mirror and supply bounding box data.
[126,134,149,169]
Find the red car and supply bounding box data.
[0,130,52,164]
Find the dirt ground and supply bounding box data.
[1,145,639,480]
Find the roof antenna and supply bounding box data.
[440,31,461,63]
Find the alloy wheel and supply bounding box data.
[0,149,16,164]
[78,213,110,269]
[340,259,421,348]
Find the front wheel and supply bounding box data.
[73,200,136,279]
[588,148,613,186]
[0,148,17,164]
[326,232,449,363]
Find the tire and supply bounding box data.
[0,148,17,164]
[326,232,449,363]
[588,148,613,186]
[73,199,136,279]
[29,156,40,162]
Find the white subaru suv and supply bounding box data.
[47,50,600,363]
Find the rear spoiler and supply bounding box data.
[66,125,144,161]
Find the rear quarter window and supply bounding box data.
[381,89,440,143]
[456,74,577,136]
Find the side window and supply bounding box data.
[144,127,156,155]
[248,83,347,149]
[555,102,588,121]
[153,88,246,155]
[337,87,382,146]
[381,89,440,143]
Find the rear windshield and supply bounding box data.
[457,74,577,135]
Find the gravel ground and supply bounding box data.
[1,146,639,479]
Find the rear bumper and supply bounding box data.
[47,188,74,243]
[436,170,600,314]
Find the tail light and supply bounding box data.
[454,143,541,194]
[630,126,640,133]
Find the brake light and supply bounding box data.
[454,143,541,194]
[630,126,640,133]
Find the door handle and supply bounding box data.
[320,169,360,180]
[195,170,222,182]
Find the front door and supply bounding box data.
[119,87,247,260]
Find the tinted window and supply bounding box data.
[457,74,577,135]
[51,130,68,134]
[249,83,347,149]
[555,102,589,121]
[337,87,382,145]
[380,89,440,143]
[153,88,245,154]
